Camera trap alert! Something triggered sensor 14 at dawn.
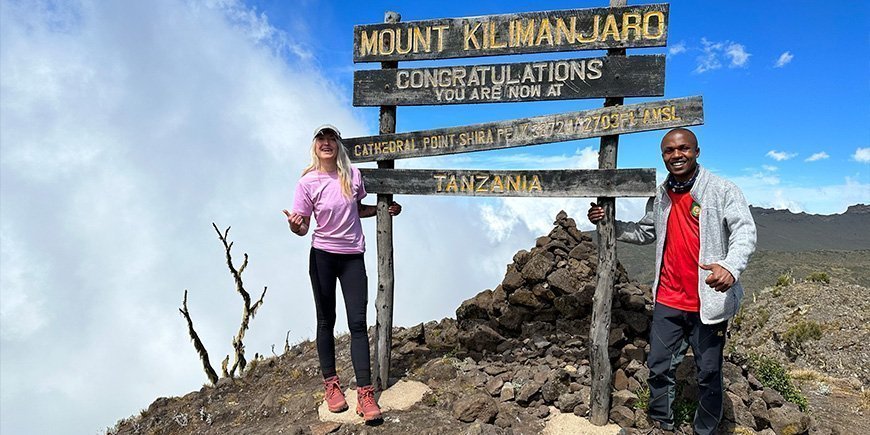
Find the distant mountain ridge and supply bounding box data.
[751,204,870,251]
[604,203,870,288]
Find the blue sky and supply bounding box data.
[1,1,868,434]
[252,0,870,212]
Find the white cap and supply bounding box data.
[313,124,341,139]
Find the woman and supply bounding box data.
[283,124,401,422]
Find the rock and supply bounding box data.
[520,252,553,282]
[611,389,638,408]
[516,381,542,404]
[618,311,650,335]
[496,306,530,331]
[748,374,764,391]
[608,327,626,347]
[568,242,595,260]
[457,290,493,321]
[513,250,531,268]
[502,269,525,292]
[613,369,629,391]
[531,283,556,301]
[486,378,505,397]
[625,359,645,376]
[555,392,583,413]
[573,403,589,417]
[723,391,755,428]
[610,405,635,427]
[634,409,651,429]
[536,404,551,419]
[768,404,811,435]
[541,379,569,404]
[749,397,770,429]
[547,268,580,294]
[762,388,785,408]
[500,382,515,402]
[309,422,341,435]
[458,323,507,353]
[535,236,551,247]
[453,393,499,423]
[418,357,459,382]
[508,288,543,309]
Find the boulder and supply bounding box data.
[768,404,811,435]
[452,393,498,424]
[520,253,553,282]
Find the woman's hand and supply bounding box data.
[283,209,308,235]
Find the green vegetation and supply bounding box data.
[633,385,649,410]
[805,271,830,284]
[633,383,695,426]
[673,397,698,427]
[750,354,808,411]
[783,320,823,349]
[775,272,793,288]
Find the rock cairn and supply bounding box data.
[436,211,814,433]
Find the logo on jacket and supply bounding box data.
[690,202,701,218]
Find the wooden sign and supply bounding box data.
[353,4,668,62]
[360,168,655,197]
[353,55,664,106]
[345,96,702,162]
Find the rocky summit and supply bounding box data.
[110,212,819,435]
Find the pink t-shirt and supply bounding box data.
[292,166,367,254]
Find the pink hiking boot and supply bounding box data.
[322,375,348,413]
[355,385,382,421]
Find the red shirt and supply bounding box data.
[657,190,701,312]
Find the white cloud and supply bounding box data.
[668,41,686,56]
[695,38,723,73]
[853,147,870,163]
[694,38,750,73]
[0,1,363,433]
[731,175,870,214]
[775,51,794,68]
[805,152,829,162]
[766,150,797,161]
[762,165,778,172]
[725,42,751,67]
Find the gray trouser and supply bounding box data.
[647,303,728,435]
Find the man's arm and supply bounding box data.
[593,197,656,245]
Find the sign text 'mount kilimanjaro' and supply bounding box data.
[353,4,668,62]
[353,55,664,106]
[345,96,702,162]
[360,168,655,197]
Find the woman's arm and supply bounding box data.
[358,201,402,218]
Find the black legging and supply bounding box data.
[308,247,371,387]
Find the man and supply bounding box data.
[588,128,756,433]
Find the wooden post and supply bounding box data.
[589,0,627,425]
[372,10,400,391]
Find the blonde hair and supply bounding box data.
[301,134,354,199]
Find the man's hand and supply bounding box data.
[587,202,604,224]
[699,263,734,292]
[388,201,402,216]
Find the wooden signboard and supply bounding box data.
[353,4,668,62]
[360,168,655,197]
[345,96,702,162]
[353,55,664,106]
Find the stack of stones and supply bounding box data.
[443,211,813,433]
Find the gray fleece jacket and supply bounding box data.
[615,166,757,324]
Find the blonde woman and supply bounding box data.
[283,124,401,422]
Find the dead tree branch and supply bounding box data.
[179,290,219,385]
[213,223,268,377]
